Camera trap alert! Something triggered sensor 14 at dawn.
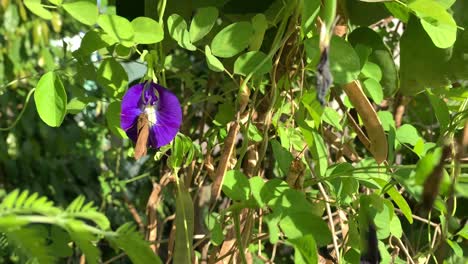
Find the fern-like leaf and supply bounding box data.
[7,226,55,264]
[0,189,60,216]
[108,223,163,264]
[64,196,110,230]
[65,220,100,264]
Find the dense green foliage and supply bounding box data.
[0,0,467,263]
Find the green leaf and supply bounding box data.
[329,177,359,205]
[47,0,62,5]
[168,134,184,169]
[5,227,55,264]
[24,0,52,19]
[249,176,266,207]
[234,51,272,76]
[310,130,328,177]
[174,186,194,264]
[213,102,235,126]
[399,16,451,95]
[131,17,164,44]
[408,0,457,49]
[270,139,294,176]
[204,213,224,246]
[167,14,196,51]
[414,148,442,185]
[34,72,67,127]
[348,27,399,96]
[426,90,450,134]
[204,45,224,72]
[77,30,117,56]
[288,235,318,264]
[49,227,72,258]
[111,223,163,264]
[362,78,383,104]
[322,107,343,131]
[96,58,128,97]
[389,214,402,238]
[301,89,324,126]
[249,14,268,51]
[189,7,218,43]
[97,14,134,47]
[446,239,463,256]
[375,179,413,224]
[248,124,263,142]
[361,61,382,81]
[222,170,250,201]
[66,221,100,264]
[396,124,421,146]
[63,1,98,25]
[304,36,361,84]
[385,2,410,22]
[301,0,320,34]
[377,111,395,131]
[279,211,331,246]
[67,97,92,114]
[105,101,127,139]
[211,22,254,58]
[359,195,392,239]
[262,179,291,208]
[456,224,468,239]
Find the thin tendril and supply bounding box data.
[0,88,36,131]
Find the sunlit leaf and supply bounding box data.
[131,17,164,44]
[34,72,67,127]
[63,1,98,25]
[189,7,218,43]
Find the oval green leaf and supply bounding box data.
[167,14,196,51]
[77,30,117,56]
[362,78,383,104]
[34,72,67,127]
[233,51,272,76]
[211,21,254,58]
[205,45,224,72]
[106,101,127,138]
[305,36,361,84]
[131,17,164,44]
[63,1,98,26]
[24,0,52,19]
[408,0,457,49]
[189,7,218,43]
[96,58,128,97]
[249,14,268,51]
[222,170,250,201]
[97,14,134,47]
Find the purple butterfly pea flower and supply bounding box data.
[120,82,182,148]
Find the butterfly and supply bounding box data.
[134,113,150,160]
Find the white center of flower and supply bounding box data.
[144,104,157,125]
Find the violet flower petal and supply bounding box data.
[149,84,182,148]
[120,82,182,149]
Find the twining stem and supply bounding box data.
[0,88,35,131]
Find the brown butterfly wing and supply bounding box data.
[134,113,149,160]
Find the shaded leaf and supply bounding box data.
[211,22,254,58]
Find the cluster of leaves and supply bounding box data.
[0,0,467,263]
